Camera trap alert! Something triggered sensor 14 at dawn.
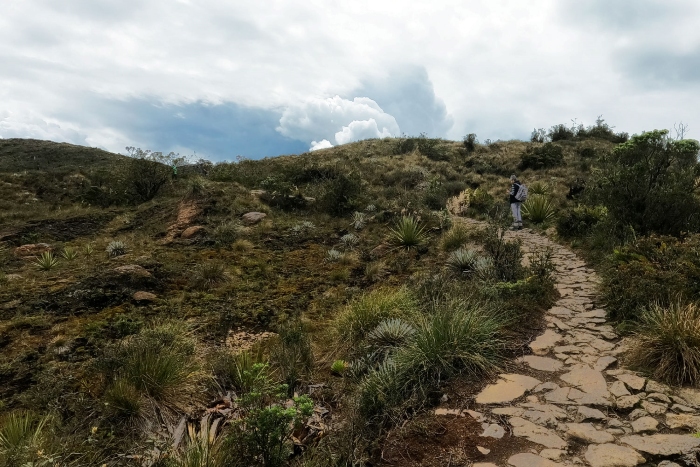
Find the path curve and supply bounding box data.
[457,221,700,467]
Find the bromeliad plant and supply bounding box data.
[33,251,59,271]
[522,194,557,224]
[389,216,427,249]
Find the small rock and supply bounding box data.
[181,225,205,238]
[578,406,607,421]
[481,423,505,439]
[584,444,645,467]
[530,330,563,355]
[616,374,646,392]
[509,417,568,449]
[519,356,563,372]
[666,413,700,431]
[466,409,484,421]
[645,380,671,394]
[594,356,617,372]
[621,434,700,456]
[671,404,695,414]
[630,416,658,433]
[133,291,157,302]
[641,400,667,416]
[477,446,490,455]
[241,212,267,225]
[475,374,541,404]
[647,392,672,404]
[560,366,608,395]
[533,382,560,393]
[610,381,632,398]
[14,243,52,257]
[566,423,615,444]
[113,264,152,278]
[628,409,648,420]
[508,453,563,467]
[434,408,463,416]
[616,395,642,411]
[539,449,565,460]
[657,462,682,467]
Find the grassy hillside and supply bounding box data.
[0,127,667,466]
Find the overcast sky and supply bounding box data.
[1,0,699,161]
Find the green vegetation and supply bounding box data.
[389,216,428,248]
[32,251,59,271]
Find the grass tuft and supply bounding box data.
[389,216,427,249]
[440,224,470,251]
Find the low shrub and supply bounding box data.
[519,143,564,170]
[629,302,700,385]
[440,224,470,251]
[556,205,607,238]
[271,321,313,396]
[482,222,523,282]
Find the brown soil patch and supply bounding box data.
[381,413,538,466]
[161,201,201,244]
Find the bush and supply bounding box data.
[318,172,363,216]
[416,134,449,161]
[335,287,418,345]
[522,194,556,224]
[463,134,477,153]
[482,222,523,282]
[629,302,700,385]
[588,129,700,237]
[124,148,177,202]
[519,143,564,170]
[548,124,575,142]
[446,248,480,277]
[272,321,313,396]
[389,216,427,249]
[556,205,607,238]
[441,224,470,251]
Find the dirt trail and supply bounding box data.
[456,221,700,467]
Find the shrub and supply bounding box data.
[210,351,273,394]
[548,124,575,142]
[441,224,470,251]
[522,194,556,224]
[124,147,178,202]
[463,133,477,153]
[351,211,367,230]
[519,143,564,170]
[389,216,427,249]
[335,287,418,345]
[191,262,228,290]
[272,321,313,396]
[446,248,480,277]
[416,134,449,161]
[556,205,607,238]
[629,302,700,385]
[469,188,494,215]
[106,240,127,257]
[213,220,241,246]
[530,128,547,143]
[318,172,362,216]
[393,136,416,155]
[32,251,59,271]
[482,222,523,282]
[588,129,700,237]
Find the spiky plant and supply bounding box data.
[473,257,496,281]
[106,240,127,257]
[528,181,551,196]
[325,249,343,262]
[61,247,78,260]
[340,233,359,250]
[522,194,557,223]
[84,243,95,256]
[446,248,480,276]
[330,360,348,376]
[389,216,427,249]
[629,301,700,385]
[365,204,377,212]
[0,411,48,460]
[291,221,315,235]
[367,319,416,349]
[33,251,59,271]
[104,378,142,421]
[351,212,368,230]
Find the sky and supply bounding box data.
[1,0,699,161]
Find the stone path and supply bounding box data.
[451,224,700,467]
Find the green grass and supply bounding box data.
[440,224,470,251]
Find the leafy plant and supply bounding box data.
[0,411,48,465]
[556,205,607,238]
[446,248,480,276]
[367,318,415,350]
[340,233,359,250]
[629,302,700,385]
[365,204,376,212]
[519,143,564,170]
[331,360,348,376]
[528,181,551,196]
[60,247,78,260]
[32,251,59,271]
[325,249,342,262]
[389,216,427,249]
[522,194,556,223]
[106,240,127,257]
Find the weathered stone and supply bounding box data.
[584,444,645,467]
[475,374,541,404]
[539,449,565,460]
[615,374,646,392]
[544,387,571,405]
[533,382,560,393]
[132,291,157,301]
[466,409,485,421]
[113,264,152,278]
[630,416,658,433]
[647,392,672,404]
[481,424,505,439]
[621,434,700,456]
[609,381,632,398]
[628,409,648,420]
[492,407,524,416]
[473,464,499,467]
[508,453,564,467]
[519,356,563,372]
[657,462,682,467]
[677,389,700,408]
[594,356,617,372]
[181,225,205,238]
[560,366,608,395]
[477,446,490,455]
[666,413,700,431]
[566,423,615,444]
[645,380,671,394]
[14,243,52,257]
[549,307,574,317]
[241,212,267,225]
[616,395,642,411]
[509,417,568,449]
[554,345,582,354]
[578,406,607,421]
[434,408,463,416]
[641,400,667,416]
[671,404,696,414]
[530,330,563,355]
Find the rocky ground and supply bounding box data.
[435,222,700,467]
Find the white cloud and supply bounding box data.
[278,96,400,146]
[310,139,333,151]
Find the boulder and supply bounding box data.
[15,243,52,257]
[113,265,152,278]
[133,291,157,302]
[241,212,267,225]
[181,226,205,239]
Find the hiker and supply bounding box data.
[508,174,524,230]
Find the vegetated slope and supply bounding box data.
[0,138,128,172]
[0,133,618,465]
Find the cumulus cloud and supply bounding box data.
[277,96,400,149]
[310,139,333,151]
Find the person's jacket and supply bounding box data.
[509,181,521,204]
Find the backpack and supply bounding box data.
[515,183,528,202]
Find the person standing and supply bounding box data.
[508,174,523,230]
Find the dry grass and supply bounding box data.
[629,301,700,385]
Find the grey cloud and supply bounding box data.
[558,0,691,31]
[351,65,453,138]
[620,47,700,87]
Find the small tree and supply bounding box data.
[124,147,187,202]
[589,129,700,236]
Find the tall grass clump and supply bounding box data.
[629,302,700,385]
[0,411,48,465]
[191,262,228,290]
[389,216,427,249]
[335,287,418,345]
[440,224,470,251]
[528,181,551,196]
[446,248,479,277]
[522,194,556,224]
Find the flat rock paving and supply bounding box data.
[447,222,700,466]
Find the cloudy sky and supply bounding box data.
[1,0,699,161]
